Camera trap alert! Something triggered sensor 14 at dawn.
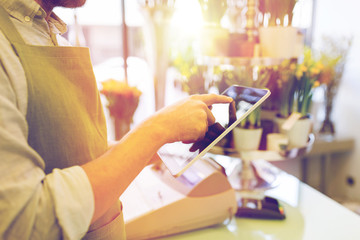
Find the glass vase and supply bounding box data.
[141,4,174,111]
[319,85,336,140]
[113,117,131,141]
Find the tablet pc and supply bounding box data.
[158,85,271,177]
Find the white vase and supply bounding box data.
[275,117,312,148]
[266,133,289,152]
[233,127,263,152]
[258,26,298,59]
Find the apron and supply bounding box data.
[0,6,126,240]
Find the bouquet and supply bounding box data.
[318,36,352,96]
[100,79,142,123]
[277,47,323,118]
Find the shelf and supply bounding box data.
[307,137,355,156]
[209,134,315,162]
[200,56,286,66]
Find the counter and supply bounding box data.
[160,169,360,240]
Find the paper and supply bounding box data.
[281,112,302,131]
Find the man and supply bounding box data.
[0,0,232,239]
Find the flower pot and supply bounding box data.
[228,33,255,57]
[258,26,298,59]
[274,116,312,148]
[266,133,289,152]
[233,127,263,152]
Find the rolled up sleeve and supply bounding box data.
[0,93,94,240]
[45,167,95,240]
[0,99,95,240]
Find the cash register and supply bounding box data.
[120,157,237,240]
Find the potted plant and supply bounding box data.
[317,36,353,139]
[172,47,207,95]
[234,106,264,151]
[259,0,298,27]
[274,47,323,148]
[100,79,142,140]
[216,65,271,152]
[258,0,300,59]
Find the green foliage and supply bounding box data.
[269,48,323,118]
[198,0,227,25]
[214,65,271,128]
[172,47,207,95]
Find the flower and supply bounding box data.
[100,79,142,122]
[269,47,323,118]
[317,36,352,90]
[292,47,323,116]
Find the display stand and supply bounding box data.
[209,134,314,220]
[198,0,308,220]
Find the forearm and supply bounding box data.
[82,94,233,223]
[82,116,167,223]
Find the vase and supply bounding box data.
[141,6,174,111]
[258,26,298,59]
[233,127,263,152]
[275,115,312,148]
[319,85,336,140]
[113,117,131,141]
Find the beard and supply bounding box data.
[46,0,87,8]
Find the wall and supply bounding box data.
[311,0,360,201]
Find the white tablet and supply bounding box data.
[158,85,271,177]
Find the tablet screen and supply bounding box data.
[158,85,270,177]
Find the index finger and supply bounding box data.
[194,94,233,106]
[204,106,216,125]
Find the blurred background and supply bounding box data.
[54,0,360,213]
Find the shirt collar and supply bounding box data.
[0,0,67,35]
[48,12,67,35]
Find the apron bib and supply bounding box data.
[0,6,125,239]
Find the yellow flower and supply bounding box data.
[101,79,141,98]
[310,67,320,76]
[295,64,306,79]
[313,80,320,88]
[289,63,297,71]
[100,79,142,121]
[300,65,307,72]
[316,62,324,70]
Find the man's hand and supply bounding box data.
[150,94,233,145]
[189,122,226,152]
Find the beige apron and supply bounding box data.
[0,6,126,240]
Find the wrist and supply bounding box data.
[136,114,171,147]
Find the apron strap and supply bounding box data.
[0,5,26,44]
